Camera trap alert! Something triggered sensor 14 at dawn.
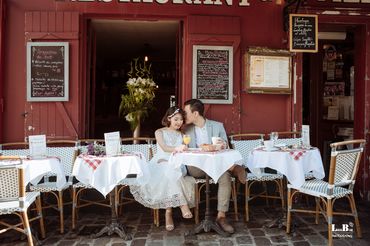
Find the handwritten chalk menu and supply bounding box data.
[289,14,318,53]
[192,45,233,104]
[27,42,69,101]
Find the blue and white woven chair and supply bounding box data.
[29,140,78,234]
[0,157,45,245]
[286,139,365,246]
[230,133,284,222]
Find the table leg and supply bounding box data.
[186,175,230,237]
[93,190,132,240]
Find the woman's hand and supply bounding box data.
[175,144,188,152]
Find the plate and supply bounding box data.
[263,147,279,151]
[275,143,287,147]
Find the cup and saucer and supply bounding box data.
[263,140,279,151]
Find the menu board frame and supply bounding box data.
[192,45,233,104]
[245,47,292,94]
[289,14,318,53]
[27,42,69,102]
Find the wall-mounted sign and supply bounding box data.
[192,45,233,104]
[27,42,69,102]
[289,14,318,53]
[245,47,292,94]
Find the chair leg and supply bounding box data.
[278,180,284,209]
[286,188,292,234]
[231,180,238,221]
[245,181,249,222]
[194,183,199,224]
[22,211,34,246]
[36,196,46,238]
[315,197,320,224]
[348,194,362,238]
[58,190,64,234]
[327,198,333,246]
[72,187,77,230]
[263,182,269,206]
[115,186,119,216]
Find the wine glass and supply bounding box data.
[270,132,278,144]
[183,135,191,147]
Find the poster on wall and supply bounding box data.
[27,42,69,102]
[245,47,292,94]
[289,14,318,53]
[192,45,233,104]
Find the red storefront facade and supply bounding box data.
[0,0,369,200]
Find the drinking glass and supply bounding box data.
[183,135,191,147]
[270,132,278,144]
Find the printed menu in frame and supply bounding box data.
[245,47,292,94]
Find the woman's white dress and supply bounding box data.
[130,129,195,209]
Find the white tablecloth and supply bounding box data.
[72,154,148,197]
[168,149,243,182]
[247,148,325,188]
[0,157,67,189]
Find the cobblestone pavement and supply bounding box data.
[1,199,369,246]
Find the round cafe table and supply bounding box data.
[169,149,243,236]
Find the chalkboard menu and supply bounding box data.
[289,14,318,53]
[27,42,69,101]
[192,45,233,104]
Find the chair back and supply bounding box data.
[329,139,365,190]
[121,137,155,161]
[271,131,302,146]
[229,134,264,164]
[46,140,79,177]
[0,158,24,202]
[0,142,29,157]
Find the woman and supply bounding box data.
[130,106,195,231]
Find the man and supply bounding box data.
[183,99,246,234]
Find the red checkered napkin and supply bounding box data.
[82,155,103,170]
[289,150,306,161]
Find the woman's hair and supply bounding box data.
[161,106,185,127]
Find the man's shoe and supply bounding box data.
[232,165,246,184]
[216,217,234,234]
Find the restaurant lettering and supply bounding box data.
[71,0,251,6]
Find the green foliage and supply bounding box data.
[118,58,157,131]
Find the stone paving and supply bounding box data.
[1,199,370,246]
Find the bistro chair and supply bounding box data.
[29,140,79,234]
[114,137,158,225]
[230,133,284,222]
[71,139,111,230]
[0,157,45,246]
[286,139,365,246]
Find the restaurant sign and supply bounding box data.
[70,0,251,6]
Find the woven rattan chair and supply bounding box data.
[71,139,111,230]
[0,157,45,245]
[114,137,158,225]
[230,133,284,222]
[286,139,365,246]
[29,140,78,234]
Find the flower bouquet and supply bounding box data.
[87,143,106,156]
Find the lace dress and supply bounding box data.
[130,129,195,209]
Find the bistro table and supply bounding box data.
[169,149,243,236]
[72,152,148,239]
[247,146,325,189]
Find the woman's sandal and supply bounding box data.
[165,210,174,231]
[180,205,193,219]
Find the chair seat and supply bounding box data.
[195,177,235,184]
[117,177,138,186]
[30,181,71,192]
[247,172,284,181]
[288,179,352,199]
[73,182,94,189]
[0,192,40,215]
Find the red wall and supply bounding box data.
[3,0,291,142]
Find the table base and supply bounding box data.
[93,221,132,240]
[186,219,230,237]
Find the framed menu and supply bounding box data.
[27,42,69,101]
[289,14,318,53]
[104,131,121,156]
[192,45,233,104]
[29,134,47,158]
[245,47,292,94]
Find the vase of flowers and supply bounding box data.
[118,58,157,142]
